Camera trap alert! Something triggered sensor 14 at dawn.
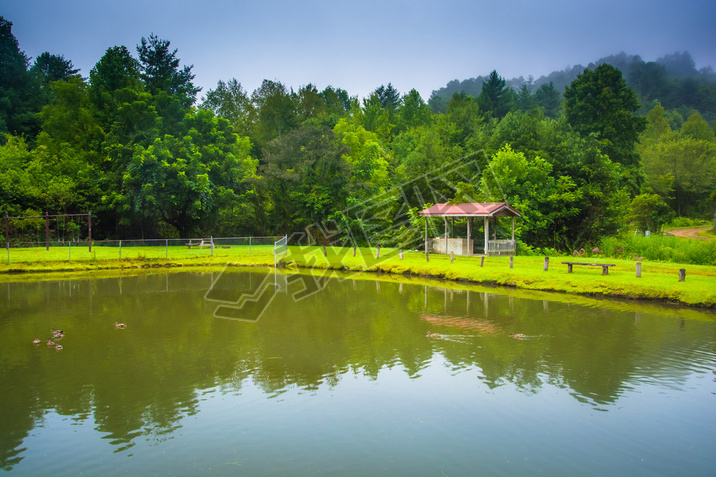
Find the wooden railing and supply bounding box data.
[487,239,516,256]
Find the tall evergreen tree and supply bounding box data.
[564,63,646,183]
[533,82,562,119]
[31,52,80,85]
[137,34,200,106]
[0,17,41,139]
[477,70,513,119]
[373,83,400,110]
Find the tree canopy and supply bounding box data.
[1,14,715,248]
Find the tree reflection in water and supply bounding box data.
[0,269,714,472]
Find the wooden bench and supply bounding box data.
[561,261,616,275]
[187,239,205,249]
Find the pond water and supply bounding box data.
[1,268,715,476]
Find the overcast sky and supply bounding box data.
[3,0,716,101]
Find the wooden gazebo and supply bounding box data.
[419,203,521,256]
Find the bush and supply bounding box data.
[516,241,558,257]
[599,234,716,265]
[667,217,710,228]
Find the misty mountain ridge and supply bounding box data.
[428,51,716,118]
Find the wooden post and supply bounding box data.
[509,256,513,269]
[543,257,549,271]
[426,250,429,262]
[376,245,380,259]
[636,262,641,278]
[399,249,403,260]
[353,246,356,257]
[480,256,484,267]
[679,268,686,282]
[450,251,454,263]
[567,263,573,273]
[323,245,327,257]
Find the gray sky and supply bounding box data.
[3,0,715,101]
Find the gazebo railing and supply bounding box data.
[487,239,516,256]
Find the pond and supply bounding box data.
[1,268,715,476]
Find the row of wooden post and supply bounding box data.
[319,247,688,282]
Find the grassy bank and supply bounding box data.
[281,247,716,308]
[1,244,715,308]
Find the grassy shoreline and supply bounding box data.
[1,246,715,309]
[280,247,716,309]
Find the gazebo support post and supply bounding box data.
[484,216,489,255]
[444,217,448,254]
[467,217,471,255]
[511,217,515,242]
[424,216,428,253]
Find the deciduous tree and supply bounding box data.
[200,78,252,135]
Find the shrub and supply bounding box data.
[667,217,710,228]
[599,234,716,265]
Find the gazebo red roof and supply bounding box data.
[419,202,520,217]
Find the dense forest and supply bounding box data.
[1,16,715,250]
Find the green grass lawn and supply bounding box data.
[0,244,277,271]
[282,246,716,308]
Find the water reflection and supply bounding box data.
[0,269,714,473]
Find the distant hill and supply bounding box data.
[428,51,716,121]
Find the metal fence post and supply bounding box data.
[4,211,8,254]
[69,241,71,261]
[119,240,122,260]
[249,236,252,255]
[88,212,92,252]
[166,239,168,258]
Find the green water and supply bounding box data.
[1,268,715,476]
